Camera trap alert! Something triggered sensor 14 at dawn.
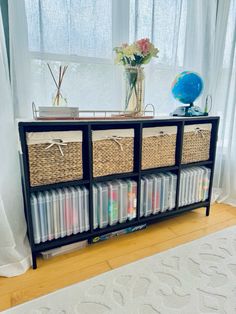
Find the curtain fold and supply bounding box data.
[9,0,32,118]
[212,0,236,205]
[0,8,31,277]
[184,0,218,108]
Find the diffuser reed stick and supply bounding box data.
[47,63,68,106]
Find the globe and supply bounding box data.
[171,71,204,104]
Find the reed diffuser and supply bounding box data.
[47,63,68,106]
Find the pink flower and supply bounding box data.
[136,38,151,56]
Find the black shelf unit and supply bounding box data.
[18,116,219,269]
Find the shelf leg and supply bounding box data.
[206,205,210,217]
[32,253,37,269]
[87,237,93,245]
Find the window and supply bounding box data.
[24,0,188,113]
[25,0,113,59]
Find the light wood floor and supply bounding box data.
[1,203,236,311]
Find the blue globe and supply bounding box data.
[171,71,204,104]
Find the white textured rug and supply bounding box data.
[3,226,236,314]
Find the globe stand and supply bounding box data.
[171,102,208,117]
[185,102,194,116]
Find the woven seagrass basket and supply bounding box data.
[27,131,83,186]
[92,129,134,177]
[142,126,177,169]
[182,124,212,164]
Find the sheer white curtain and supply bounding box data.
[9,0,35,119]
[212,0,236,205]
[0,9,31,277]
[184,0,218,106]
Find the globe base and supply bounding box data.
[171,103,207,117]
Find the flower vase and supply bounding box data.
[124,66,145,115]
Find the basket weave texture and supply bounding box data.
[28,142,83,186]
[93,138,134,177]
[142,134,176,169]
[182,130,211,164]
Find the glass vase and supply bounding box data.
[124,66,145,115]
[52,89,67,107]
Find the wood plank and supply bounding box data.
[159,209,235,236]
[2,262,111,311]
[35,224,176,269]
[0,295,11,312]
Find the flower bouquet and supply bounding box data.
[114,38,159,115]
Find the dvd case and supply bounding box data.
[70,187,80,234]
[30,194,41,244]
[64,188,73,236]
[98,183,109,228]
[108,181,119,226]
[166,172,177,210]
[151,175,161,214]
[58,189,67,238]
[140,179,144,217]
[83,187,90,232]
[51,190,60,239]
[143,177,153,216]
[37,192,48,242]
[93,186,99,229]
[45,191,54,240]
[158,174,169,212]
[127,180,137,220]
[117,180,128,223]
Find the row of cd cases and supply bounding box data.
[93,173,177,227]
[179,167,211,207]
[31,187,90,244]
[30,168,210,244]
[30,173,177,244]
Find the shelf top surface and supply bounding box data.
[18,115,220,127]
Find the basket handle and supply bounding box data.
[45,139,67,156]
[105,136,124,151]
[194,127,205,138]
[158,131,170,137]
